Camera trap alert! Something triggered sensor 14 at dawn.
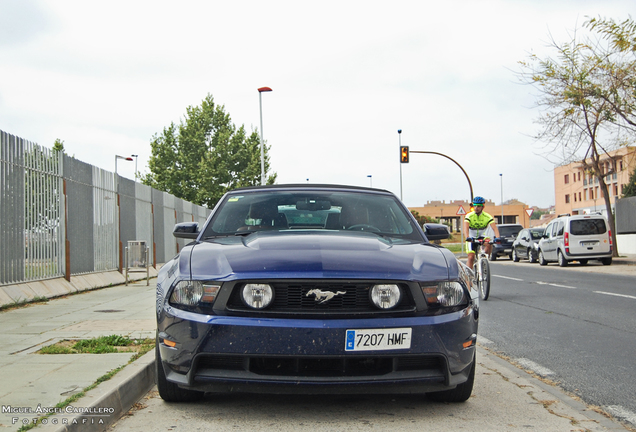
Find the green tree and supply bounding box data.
[623,165,636,197]
[518,18,636,257]
[142,94,276,208]
[52,138,65,153]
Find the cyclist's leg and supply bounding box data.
[483,237,492,256]
[466,243,476,268]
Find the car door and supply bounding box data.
[542,222,559,261]
[515,229,528,258]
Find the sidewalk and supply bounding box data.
[1,278,633,432]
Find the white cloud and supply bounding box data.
[1,0,632,208]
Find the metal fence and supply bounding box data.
[616,196,636,234]
[0,130,210,286]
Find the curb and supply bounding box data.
[38,350,155,432]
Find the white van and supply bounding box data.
[537,213,613,266]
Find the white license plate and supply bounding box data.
[581,241,598,246]
[345,328,412,351]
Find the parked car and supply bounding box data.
[156,184,479,403]
[490,224,523,260]
[512,228,545,263]
[537,213,613,267]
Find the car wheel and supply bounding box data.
[528,248,537,263]
[512,249,520,262]
[427,356,475,403]
[579,259,588,266]
[557,250,568,267]
[538,250,547,266]
[489,252,497,261]
[601,257,612,266]
[156,343,204,402]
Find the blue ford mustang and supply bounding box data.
[155,184,478,402]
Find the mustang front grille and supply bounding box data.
[225,282,416,314]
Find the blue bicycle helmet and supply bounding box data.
[472,196,486,205]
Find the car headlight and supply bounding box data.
[170,281,220,307]
[370,284,401,309]
[421,282,466,307]
[241,283,274,309]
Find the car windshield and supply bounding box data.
[202,189,422,241]
[529,229,543,240]
[499,226,522,237]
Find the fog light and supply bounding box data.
[241,283,273,309]
[370,284,401,309]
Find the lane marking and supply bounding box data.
[605,405,636,426]
[493,275,524,281]
[594,291,636,300]
[536,281,576,289]
[515,358,555,377]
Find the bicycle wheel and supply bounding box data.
[479,257,490,300]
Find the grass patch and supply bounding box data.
[0,295,49,312]
[18,340,155,432]
[442,243,463,253]
[38,335,154,355]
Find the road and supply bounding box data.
[480,260,636,426]
[107,259,636,431]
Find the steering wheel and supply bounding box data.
[346,224,381,232]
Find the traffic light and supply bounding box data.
[400,146,409,163]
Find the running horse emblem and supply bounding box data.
[306,289,346,304]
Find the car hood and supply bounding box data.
[183,231,454,282]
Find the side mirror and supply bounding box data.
[424,223,450,241]
[173,222,200,239]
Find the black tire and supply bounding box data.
[156,343,204,402]
[601,257,612,266]
[538,250,547,266]
[512,249,520,262]
[558,250,568,267]
[427,356,476,403]
[479,258,490,301]
[579,259,588,266]
[528,248,537,263]
[489,252,497,261]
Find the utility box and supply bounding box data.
[125,241,150,286]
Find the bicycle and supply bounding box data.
[466,237,494,301]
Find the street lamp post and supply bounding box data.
[131,154,138,180]
[115,155,133,175]
[500,173,504,224]
[258,86,273,185]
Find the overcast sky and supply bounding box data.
[1,0,632,208]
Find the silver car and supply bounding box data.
[537,214,612,266]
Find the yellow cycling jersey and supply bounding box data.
[465,211,494,230]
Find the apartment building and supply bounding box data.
[554,146,635,216]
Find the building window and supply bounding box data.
[574,193,577,202]
[564,174,570,184]
[579,192,582,201]
[619,160,624,171]
[565,194,570,204]
[578,172,581,181]
[615,184,619,196]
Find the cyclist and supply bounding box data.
[464,196,500,269]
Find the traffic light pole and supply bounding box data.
[398,130,403,201]
[409,150,474,203]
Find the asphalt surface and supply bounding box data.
[0,256,634,431]
[479,258,636,426]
